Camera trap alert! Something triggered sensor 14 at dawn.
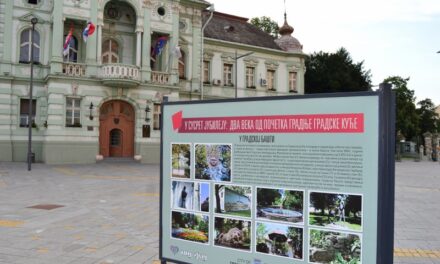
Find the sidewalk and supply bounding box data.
[0,161,161,264]
[0,160,439,263]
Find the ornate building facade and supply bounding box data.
[0,0,306,164]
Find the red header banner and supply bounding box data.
[172,112,364,134]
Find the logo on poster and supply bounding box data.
[169,245,179,255]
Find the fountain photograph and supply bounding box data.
[194,182,210,212]
[214,217,251,251]
[256,222,303,260]
[309,192,362,231]
[214,184,252,218]
[309,229,361,264]
[171,143,191,178]
[195,144,231,182]
[171,211,209,244]
[256,187,304,224]
[171,181,194,210]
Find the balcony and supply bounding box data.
[62,63,86,77]
[151,71,170,85]
[101,64,140,88]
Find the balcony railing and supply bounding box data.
[151,71,170,85]
[101,64,140,87]
[62,63,86,77]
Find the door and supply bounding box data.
[99,100,135,158]
[109,129,123,157]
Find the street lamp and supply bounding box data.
[89,102,94,120]
[145,103,151,123]
[27,17,38,171]
[234,51,254,98]
[200,4,214,100]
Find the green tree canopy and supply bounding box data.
[384,76,420,141]
[417,98,439,135]
[250,16,279,38]
[305,47,372,94]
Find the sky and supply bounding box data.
[208,0,440,106]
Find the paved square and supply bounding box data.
[0,160,439,263]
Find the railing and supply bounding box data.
[62,63,86,77]
[101,64,140,81]
[151,71,170,85]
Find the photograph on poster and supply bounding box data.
[171,181,194,210]
[309,192,362,231]
[171,143,191,178]
[309,229,361,264]
[171,211,209,244]
[194,182,210,212]
[256,187,304,224]
[195,144,231,182]
[256,222,303,260]
[214,184,252,218]
[214,217,251,251]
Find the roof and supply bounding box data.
[203,11,282,51]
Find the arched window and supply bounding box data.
[19,29,40,64]
[178,50,185,79]
[63,35,78,63]
[102,39,119,63]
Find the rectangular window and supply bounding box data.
[267,70,276,90]
[203,61,210,83]
[20,99,36,127]
[246,67,255,88]
[153,103,161,130]
[289,72,297,92]
[28,0,39,4]
[223,64,233,86]
[66,97,81,127]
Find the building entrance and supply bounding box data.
[99,100,134,158]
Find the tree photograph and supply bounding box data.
[256,188,303,223]
[309,229,361,264]
[214,217,251,251]
[171,211,209,244]
[256,222,303,259]
[214,184,252,217]
[309,192,362,231]
[171,143,191,178]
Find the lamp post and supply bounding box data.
[89,102,94,120]
[234,51,254,98]
[27,17,38,171]
[200,4,214,100]
[145,103,151,123]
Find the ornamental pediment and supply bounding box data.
[18,13,49,24]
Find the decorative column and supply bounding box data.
[0,0,13,74]
[96,23,103,64]
[50,0,64,74]
[141,3,152,82]
[85,4,98,76]
[170,3,180,85]
[136,29,142,67]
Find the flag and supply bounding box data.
[63,27,73,56]
[172,45,182,59]
[152,36,168,57]
[82,21,95,43]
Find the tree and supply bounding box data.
[384,76,420,141]
[417,98,439,135]
[250,16,279,38]
[257,188,281,207]
[305,47,372,94]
